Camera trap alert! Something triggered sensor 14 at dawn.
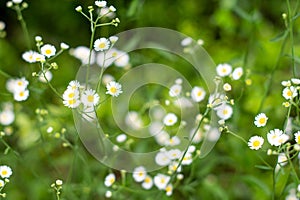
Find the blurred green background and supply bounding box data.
[0,0,299,199]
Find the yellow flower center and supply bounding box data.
[1,170,7,176]
[68,99,76,105]
[287,90,292,97]
[166,186,172,192]
[17,81,23,86]
[222,109,228,115]
[258,118,265,124]
[45,49,52,55]
[68,93,75,98]
[297,135,300,143]
[222,68,227,73]
[87,95,94,102]
[99,42,106,49]
[19,91,24,97]
[144,177,150,183]
[110,87,117,94]
[197,91,202,97]
[253,140,260,147]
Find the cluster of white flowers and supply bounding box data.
[71,38,130,69]
[0,165,12,197]
[6,77,29,101]
[281,78,300,107]
[216,63,243,80]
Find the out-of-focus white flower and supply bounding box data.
[142,175,153,190]
[181,37,192,46]
[0,109,15,126]
[155,151,171,166]
[169,84,182,97]
[132,166,147,182]
[216,104,233,120]
[216,63,232,77]
[232,67,243,80]
[104,173,116,187]
[163,113,177,126]
[191,86,206,102]
[70,46,96,65]
[153,173,170,190]
[38,71,53,83]
[116,134,127,143]
[95,1,107,8]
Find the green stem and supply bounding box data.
[40,63,62,99]
[286,146,299,183]
[226,130,248,145]
[0,69,11,78]
[15,5,31,49]
[286,0,297,77]
[0,137,20,156]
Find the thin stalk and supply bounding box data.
[0,69,12,78]
[15,5,31,49]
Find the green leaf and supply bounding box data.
[275,166,290,198]
[270,30,288,42]
[233,6,253,22]
[255,165,273,171]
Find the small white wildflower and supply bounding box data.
[0,109,15,126]
[95,1,107,8]
[104,173,116,187]
[232,67,243,80]
[38,71,53,83]
[0,165,12,179]
[0,180,4,187]
[22,51,40,63]
[0,21,5,31]
[282,86,298,100]
[94,38,110,51]
[166,136,181,146]
[109,5,116,12]
[248,136,264,150]
[216,104,233,120]
[116,134,127,143]
[114,51,130,67]
[55,179,63,186]
[47,127,53,133]
[267,129,283,146]
[169,84,182,97]
[223,83,232,91]
[191,86,206,102]
[216,63,232,77]
[81,89,100,107]
[163,113,178,126]
[181,152,193,165]
[70,46,96,65]
[155,151,171,166]
[281,80,291,87]
[132,166,147,182]
[67,80,81,90]
[181,37,192,46]
[105,190,112,198]
[12,0,22,4]
[291,78,300,85]
[41,44,56,58]
[14,89,29,101]
[167,149,182,160]
[294,131,300,143]
[35,36,42,42]
[75,6,82,12]
[109,36,118,43]
[197,39,204,46]
[277,153,288,166]
[142,175,153,190]
[254,113,268,127]
[165,184,173,196]
[154,174,170,190]
[60,42,69,50]
[106,81,123,97]
[102,74,115,85]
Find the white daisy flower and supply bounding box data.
[216,63,232,77]
[165,184,173,196]
[63,98,81,108]
[248,136,264,150]
[63,88,79,100]
[294,131,300,143]
[163,113,178,126]
[102,74,115,85]
[142,175,153,190]
[94,38,110,51]
[106,81,123,97]
[96,48,118,68]
[169,84,182,97]
[68,80,81,91]
[132,166,147,182]
[0,109,15,126]
[277,153,288,166]
[216,104,233,120]
[191,86,206,102]
[114,51,130,67]
[281,80,291,87]
[155,151,171,166]
[165,136,181,146]
[70,46,96,65]
[14,89,29,101]
[104,173,116,187]
[0,21,5,31]
[291,78,300,85]
[41,44,56,58]
[0,165,12,179]
[22,51,39,63]
[277,133,289,145]
[167,149,182,160]
[223,83,232,91]
[125,111,143,130]
[81,89,100,107]
[168,161,181,173]
[254,113,268,127]
[181,37,192,46]
[6,79,16,93]
[38,71,53,83]
[13,77,29,92]
[95,1,107,7]
[267,129,283,146]
[154,173,170,190]
[109,36,118,44]
[181,152,193,165]
[34,53,46,62]
[282,86,298,100]
[154,131,170,146]
[187,145,196,153]
[232,67,243,80]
